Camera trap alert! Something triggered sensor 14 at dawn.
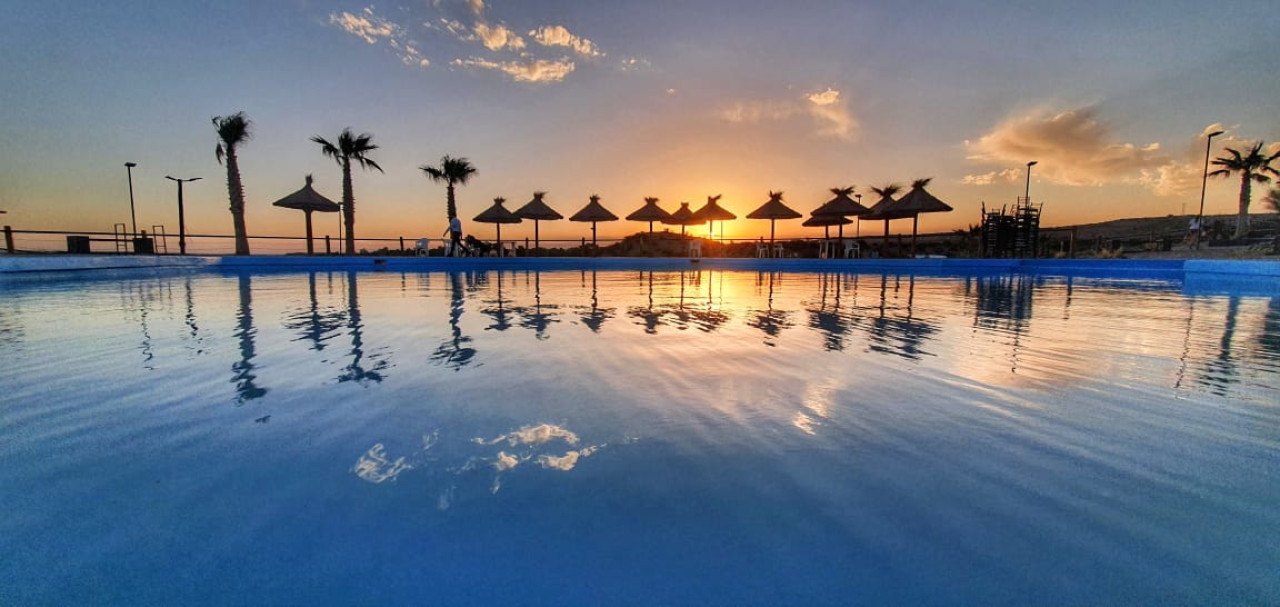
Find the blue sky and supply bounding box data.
[2,0,1277,244]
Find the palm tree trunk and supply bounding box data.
[226,149,251,255]
[1236,172,1252,238]
[343,159,355,255]
[446,183,457,220]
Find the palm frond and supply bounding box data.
[768,190,783,200]
[829,186,855,196]
[644,196,658,204]
[911,177,933,189]
[871,183,902,197]
[709,194,722,203]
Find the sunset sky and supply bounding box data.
[2,0,1278,246]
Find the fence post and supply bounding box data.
[3,225,13,253]
[399,236,404,251]
[325,235,331,255]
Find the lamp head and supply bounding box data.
[1027,160,1038,167]
[1207,130,1225,139]
[125,162,137,168]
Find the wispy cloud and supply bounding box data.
[452,56,576,83]
[529,25,604,57]
[718,88,859,140]
[964,106,1167,187]
[961,169,1022,186]
[619,56,650,71]
[330,7,429,67]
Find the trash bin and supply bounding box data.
[133,237,154,254]
[67,235,91,254]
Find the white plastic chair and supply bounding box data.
[414,238,431,257]
[755,241,768,258]
[773,243,785,258]
[843,240,860,259]
[818,240,832,259]
[688,240,702,258]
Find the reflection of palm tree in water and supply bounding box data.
[232,273,267,403]
[430,271,477,370]
[282,272,345,352]
[338,271,389,383]
[746,271,793,346]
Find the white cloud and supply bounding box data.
[468,0,485,17]
[529,25,603,57]
[330,8,400,44]
[718,88,858,140]
[619,56,650,71]
[452,56,576,82]
[329,7,430,69]
[472,21,525,51]
[964,106,1168,187]
[960,169,1022,186]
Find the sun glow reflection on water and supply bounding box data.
[1,268,1278,604]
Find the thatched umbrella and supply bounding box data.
[569,194,619,246]
[861,183,905,250]
[803,213,852,240]
[659,201,697,237]
[692,194,736,240]
[625,196,671,234]
[474,196,522,254]
[271,175,340,255]
[813,186,870,243]
[882,178,953,256]
[746,190,803,247]
[514,191,563,250]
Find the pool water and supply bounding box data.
[2,268,1278,605]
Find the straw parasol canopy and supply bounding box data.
[474,196,522,252]
[625,196,671,233]
[569,194,619,246]
[661,201,701,237]
[514,191,563,250]
[271,174,341,255]
[692,194,736,240]
[813,186,870,243]
[746,190,803,245]
[861,183,905,249]
[802,213,853,240]
[881,178,953,256]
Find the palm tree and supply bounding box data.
[1208,141,1280,238]
[1264,188,1280,214]
[312,128,383,255]
[213,112,252,255]
[420,156,478,222]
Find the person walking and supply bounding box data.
[443,216,463,256]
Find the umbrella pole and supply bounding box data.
[304,209,315,255]
[592,222,597,246]
[535,221,540,251]
[770,220,776,249]
[497,224,502,256]
[911,215,919,257]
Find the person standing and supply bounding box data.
[443,216,463,256]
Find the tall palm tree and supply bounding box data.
[1208,141,1280,238]
[420,156,478,221]
[312,128,383,255]
[213,112,252,255]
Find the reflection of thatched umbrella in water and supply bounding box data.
[627,271,663,334]
[569,195,619,246]
[866,274,938,361]
[577,270,614,333]
[626,196,672,235]
[481,270,516,331]
[882,178,954,257]
[270,175,341,255]
[661,201,701,238]
[514,192,563,251]
[474,197,522,254]
[283,272,345,351]
[746,191,803,249]
[807,272,854,351]
[746,271,793,346]
[430,272,477,370]
[338,271,389,383]
[861,184,904,253]
[812,186,870,244]
[692,195,736,242]
[232,273,267,403]
[516,270,559,339]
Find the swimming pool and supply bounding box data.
[2,265,1277,604]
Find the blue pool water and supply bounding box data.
[1,266,1278,605]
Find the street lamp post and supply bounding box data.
[1024,161,1038,206]
[855,193,863,238]
[166,176,201,255]
[1195,130,1225,250]
[125,162,138,239]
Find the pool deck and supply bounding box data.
[1,254,1276,293]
